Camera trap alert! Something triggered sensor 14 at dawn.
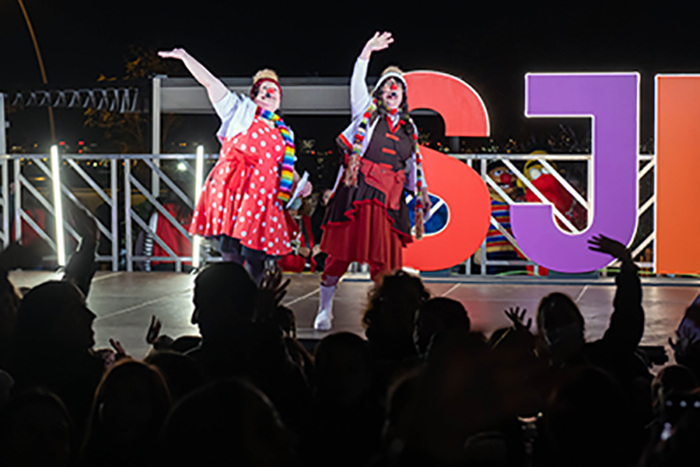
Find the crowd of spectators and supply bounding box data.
[0,213,699,467]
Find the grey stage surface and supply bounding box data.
[9,270,700,360]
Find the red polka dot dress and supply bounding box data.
[190,116,292,256]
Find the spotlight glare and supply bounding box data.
[50,145,66,266]
[192,145,204,268]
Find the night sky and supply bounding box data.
[1,0,699,151]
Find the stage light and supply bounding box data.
[192,145,204,268]
[50,144,66,266]
[177,162,187,172]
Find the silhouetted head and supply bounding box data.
[414,297,471,355]
[536,292,585,361]
[192,263,258,339]
[0,388,74,467]
[363,270,430,342]
[16,281,96,350]
[651,365,698,418]
[85,359,171,445]
[315,333,373,405]
[145,351,206,401]
[162,378,296,466]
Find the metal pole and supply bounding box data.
[14,159,21,243]
[125,160,132,272]
[111,159,118,271]
[0,93,6,156]
[151,77,161,198]
[588,151,594,227]
[2,160,8,248]
[465,157,473,276]
[589,146,597,276]
[448,136,459,153]
[480,159,487,276]
[1,93,7,247]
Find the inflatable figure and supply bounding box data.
[479,160,524,274]
[520,152,587,231]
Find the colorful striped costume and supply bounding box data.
[486,200,514,253]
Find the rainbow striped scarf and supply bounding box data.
[257,107,296,202]
[344,99,427,239]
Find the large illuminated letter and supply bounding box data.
[402,71,491,271]
[511,74,639,273]
[655,75,700,274]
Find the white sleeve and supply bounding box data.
[350,58,371,120]
[212,90,241,122]
[212,90,255,141]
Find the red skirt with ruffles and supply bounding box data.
[320,198,409,274]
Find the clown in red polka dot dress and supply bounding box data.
[158,47,305,283]
[191,116,292,256]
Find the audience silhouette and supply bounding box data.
[0,228,696,467]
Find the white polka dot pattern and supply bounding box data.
[189,117,291,255]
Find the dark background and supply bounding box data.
[1,0,698,155]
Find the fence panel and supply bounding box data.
[0,151,658,276]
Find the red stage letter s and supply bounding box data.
[402,72,492,271]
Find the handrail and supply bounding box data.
[0,151,656,276]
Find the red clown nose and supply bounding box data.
[390,82,398,91]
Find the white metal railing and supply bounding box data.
[0,150,216,272]
[455,153,655,275]
[0,150,656,275]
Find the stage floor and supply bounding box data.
[8,270,700,360]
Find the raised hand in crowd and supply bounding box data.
[144,314,174,351]
[504,306,532,332]
[146,315,162,345]
[63,205,99,297]
[255,261,290,324]
[108,338,127,359]
[588,233,633,263]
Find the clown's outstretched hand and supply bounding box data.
[158,48,187,60]
[158,47,227,104]
[361,31,394,60]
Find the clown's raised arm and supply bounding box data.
[359,31,394,61]
[159,48,257,144]
[158,48,229,105]
[350,32,395,119]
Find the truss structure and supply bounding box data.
[4,87,141,113]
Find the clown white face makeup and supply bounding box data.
[380,78,404,111]
[254,81,281,113]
